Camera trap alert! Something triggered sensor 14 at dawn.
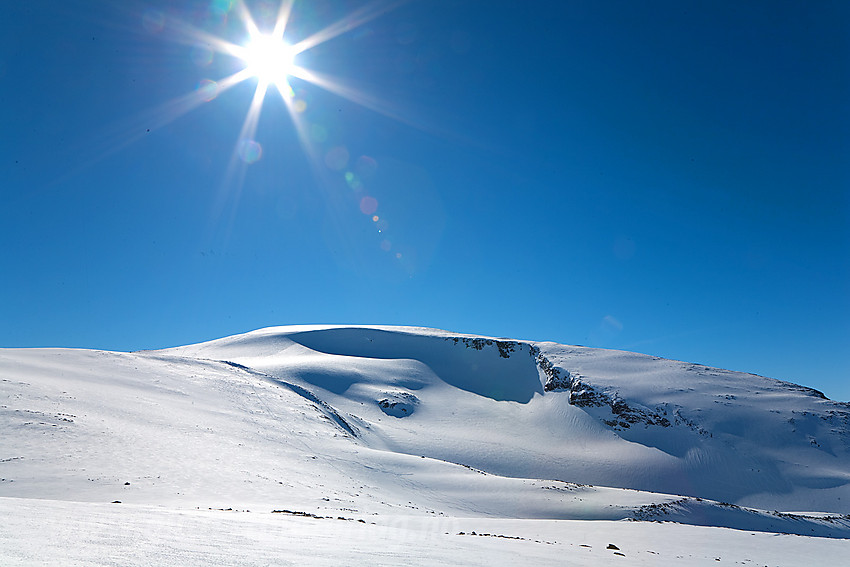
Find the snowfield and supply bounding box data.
[2,325,848,565]
[4,498,849,566]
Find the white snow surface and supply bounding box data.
[2,324,849,565]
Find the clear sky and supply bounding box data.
[2,0,848,400]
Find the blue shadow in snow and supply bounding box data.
[285,328,543,404]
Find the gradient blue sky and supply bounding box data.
[2,0,848,400]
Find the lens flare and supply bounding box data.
[345,171,363,190]
[191,45,214,66]
[210,0,235,17]
[325,146,350,171]
[142,10,165,34]
[356,155,378,178]
[310,124,327,143]
[359,196,378,215]
[238,139,262,164]
[197,79,219,101]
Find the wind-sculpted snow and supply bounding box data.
[280,327,545,403]
[3,325,850,556]
[630,497,850,538]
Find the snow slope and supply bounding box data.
[165,325,850,514]
[2,325,849,564]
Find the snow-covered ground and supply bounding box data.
[2,325,848,564]
[4,498,849,566]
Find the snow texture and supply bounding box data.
[2,325,848,564]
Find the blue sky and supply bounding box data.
[2,0,848,400]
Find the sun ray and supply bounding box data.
[134,68,254,134]
[290,0,409,55]
[288,65,433,132]
[238,81,270,148]
[271,0,295,40]
[211,78,271,235]
[61,66,256,186]
[164,16,245,60]
[236,0,262,40]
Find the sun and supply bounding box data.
[144,0,408,170]
[240,33,296,89]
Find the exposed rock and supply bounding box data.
[531,350,673,430]
[377,392,419,418]
[450,337,521,359]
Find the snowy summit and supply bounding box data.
[2,325,849,565]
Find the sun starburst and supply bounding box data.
[140,0,408,174]
[240,33,296,89]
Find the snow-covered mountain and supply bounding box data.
[2,325,849,565]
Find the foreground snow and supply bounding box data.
[3,498,849,566]
[2,325,849,564]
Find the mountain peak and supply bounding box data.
[3,325,849,544]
